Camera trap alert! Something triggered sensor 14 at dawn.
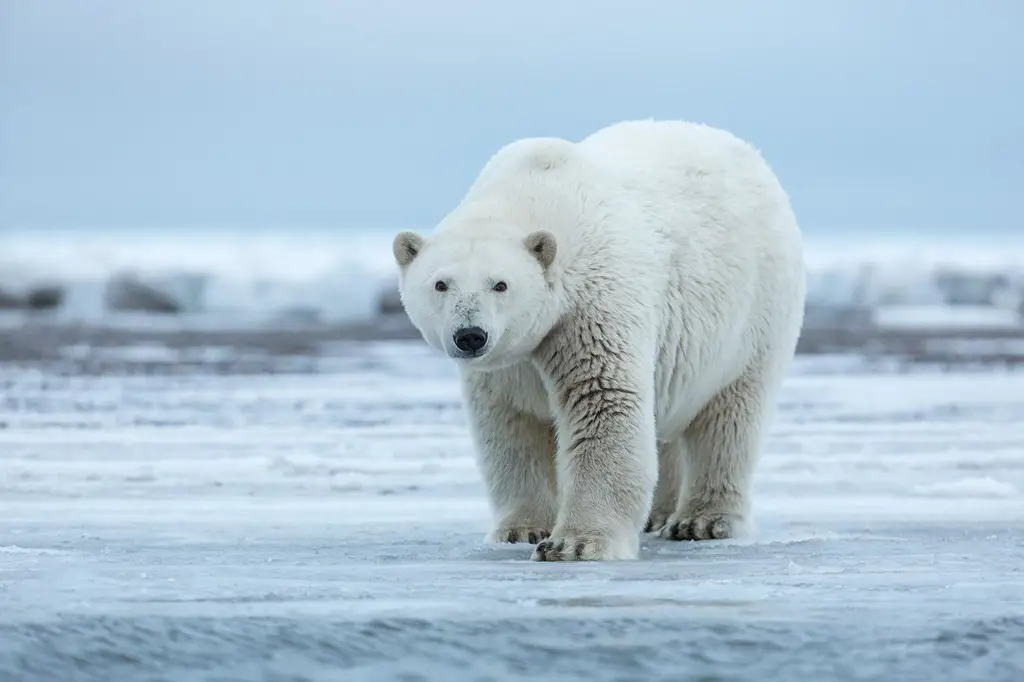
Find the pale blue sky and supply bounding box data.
[1,0,1021,233]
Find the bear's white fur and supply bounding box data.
[393,120,805,562]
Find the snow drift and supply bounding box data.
[1,228,1022,328]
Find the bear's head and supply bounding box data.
[392,228,559,371]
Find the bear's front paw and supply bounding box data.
[659,510,743,541]
[530,531,638,562]
[488,526,551,545]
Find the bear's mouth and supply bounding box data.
[449,348,489,360]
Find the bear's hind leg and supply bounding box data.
[465,396,558,545]
[645,437,685,533]
[660,363,777,541]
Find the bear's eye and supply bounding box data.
[492,281,508,293]
[434,281,448,293]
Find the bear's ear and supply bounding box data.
[392,231,424,268]
[524,230,557,270]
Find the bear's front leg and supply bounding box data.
[462,371,558,545]
[530,314,658,562]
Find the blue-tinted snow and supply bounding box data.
[1,344,1022,681]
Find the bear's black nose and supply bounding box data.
[453,327,488,353]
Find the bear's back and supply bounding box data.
[580,119,760,168]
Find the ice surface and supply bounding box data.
[2,228,1023,326]
[1,343,1023,681]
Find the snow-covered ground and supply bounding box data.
[1,343,1023,681]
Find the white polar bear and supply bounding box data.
[393,120,805,562]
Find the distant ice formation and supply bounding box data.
[0,228,1022,327]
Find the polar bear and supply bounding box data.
[392,120,805,562]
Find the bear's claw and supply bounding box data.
[490,526,551,545]
[531,532,637,561]
[659,511,741,541]
[644,510,672,534]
